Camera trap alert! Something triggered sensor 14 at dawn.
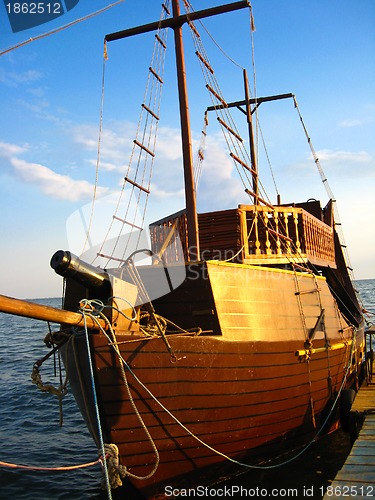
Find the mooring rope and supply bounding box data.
[79,298,357,474]
[80,310,113,500]
[110,329,357,471]
[78,300,161,485]
[0,459,100,471]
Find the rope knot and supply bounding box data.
[102,443,128,489]
[79,298,105,316]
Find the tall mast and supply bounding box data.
[243,69,258,204]
[171,0,200,261]
[105,1,251,262]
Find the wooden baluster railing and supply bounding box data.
[283,210,291,255]
[293,210,301,253]
[263,210,272,255]
[273,210,282,255]
[254,210,261,255]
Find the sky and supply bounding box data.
[0,0,374,299]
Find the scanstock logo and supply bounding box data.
[3,1,80,33]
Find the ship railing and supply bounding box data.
[149,205,336,268]
[238,205,336,267]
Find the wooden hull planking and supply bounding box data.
[62,262,364,497]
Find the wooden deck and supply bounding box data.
[323,415,375,499]
[323,377,375,499]
[351,384,375,412]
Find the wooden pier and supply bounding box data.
[323,327,375,499]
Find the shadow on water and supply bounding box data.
[221,429,353,499]
[104,428,353,499]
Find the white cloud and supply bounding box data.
[315,149,374,179]
[0,68,42,87]
[10,157,108,202]
[338,118,363,128]
[0,137,111,202]
[0,141,28,157]
[156,127,183,161]
[73,122,186,182]
[196,137,247,210]
[73,122,134,164]
[18,97,65,124]
[151,185,185,200]
[316,149,371,164]
[70,122,140,180]
[87,158,124,172]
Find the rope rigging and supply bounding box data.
[84,0,286,267]
[0,0,127,57]
[92,1,172,268]
[74,298,358,483]
[182,0,283,211]
[293,95,356,283]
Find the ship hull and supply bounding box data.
[61,262,365,498]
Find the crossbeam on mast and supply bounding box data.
[207,93,295,115]
[105,1,250,42]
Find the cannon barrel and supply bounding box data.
[50,250,110,289]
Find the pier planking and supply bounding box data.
[323,376,375,499]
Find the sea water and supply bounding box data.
[0,281,374,499]
[0,298,104,500]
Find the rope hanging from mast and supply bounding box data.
[183,0,255,193]
[183,0,281,210]
[86,0,347,279]
[293,95,355,281]
[93,2,172,267]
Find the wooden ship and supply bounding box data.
[0,1,366,498]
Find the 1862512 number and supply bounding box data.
[321,485,374,497]
[5,3,62,14]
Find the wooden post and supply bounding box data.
[0,294,107,330]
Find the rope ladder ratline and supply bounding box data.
[94,1,171,268]
[183,0,281,211]
[183,0,254,191]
